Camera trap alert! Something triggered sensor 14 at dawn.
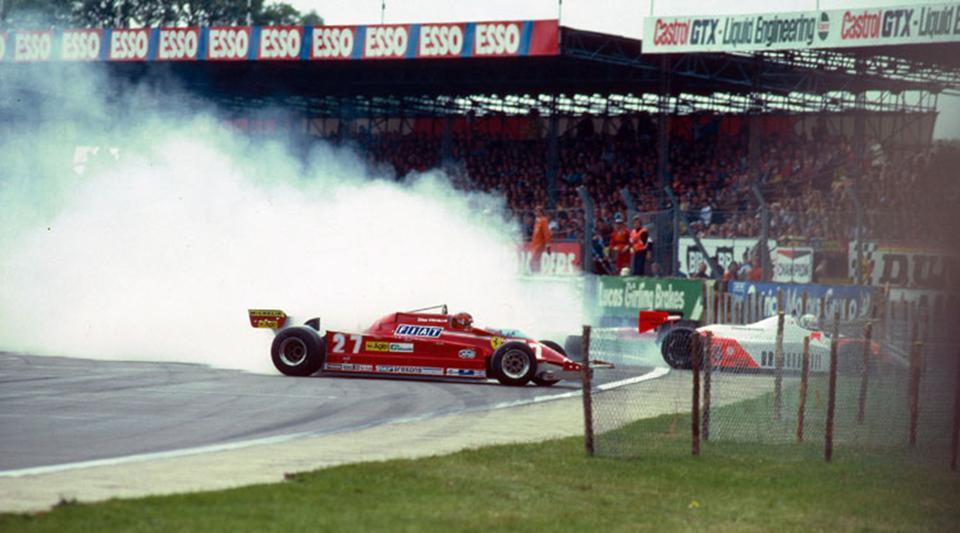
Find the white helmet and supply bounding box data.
[799,314,820,330]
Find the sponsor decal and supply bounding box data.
[376,365,443,375]
[366,340,415,353]
[474,22,521,56]
[490,336,504,350]
[258,26,303,60]
[324,363,341,370]
[817,12,831,41]
[365,341,389,352]
[446,368,486,378]
[458,349,476,360]
[325,363,375,372]
[416,317,448,323]
[311,25,356,59]
[109,28,150,61]
[157,28,199,60]
[207,27,251,60]
[394,324,443,337]
[14,30,53,61]
[61,29,102,61]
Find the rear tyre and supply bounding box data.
[491,341,537,386]
[533,340,565,386]
[271,327,325,377]
[660,328,695,369]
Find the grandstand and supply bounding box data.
[1,16,958,282]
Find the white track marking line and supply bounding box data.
[0,367,670,478]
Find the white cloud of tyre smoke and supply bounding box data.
[0,65,582,373]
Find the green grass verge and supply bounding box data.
[2,410,957,533]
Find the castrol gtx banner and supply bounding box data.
[0,20,558,63]
[643,3,960,53]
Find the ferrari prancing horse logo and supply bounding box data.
[490,336,504,350]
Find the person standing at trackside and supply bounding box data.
[609,213,631,274]
[629,214,648,276]
[530,205,552,273]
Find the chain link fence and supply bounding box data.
[581,286,960,468]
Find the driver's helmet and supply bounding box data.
[450,312,473,330]
[799,314,820,330]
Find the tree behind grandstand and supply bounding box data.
[0,0,323,28]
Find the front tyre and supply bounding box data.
[532,340,565,386]
[271,327,325,377]
[491,341,538,386]
[660,328,695,369]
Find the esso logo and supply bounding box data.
[312,27,354,59]
[419,25,463,57]
[0,33,7,61]
[157,29,198,60]
[364,26,408,58]
[259,27,301,59]
[61,30,101,60]
[475,23,520,56]
[109,29,149,60]
[14,31,52,61]
[208,28,250,60]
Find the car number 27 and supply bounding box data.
[331,333,362,354]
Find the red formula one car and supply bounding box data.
[248,305,589,386]
[640,311,880,373]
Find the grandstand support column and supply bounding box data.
[665,186,721,279]
[547,113,559,209]
[440,115,452,163]
[620,188,636,227]
[577,185,595,275]
[850,185,866,286]
[750,185,771,282]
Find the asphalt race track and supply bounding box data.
[0,352,650,473]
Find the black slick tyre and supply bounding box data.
[271,327,325,377]
[491,341,537,386]
[660,328,694,369]
[532,340,565,386]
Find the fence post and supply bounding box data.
[703,332,713,442]
[581,325,594,456]
[774,290,785,422]
[857,321,873,425]
[692,333,701,457]
[909,334,923,448]
[797,336,810,442]
[801,291,808,316]
[951,350,959,472]
[825,310,840,462]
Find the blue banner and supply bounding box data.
[726,281,876,320]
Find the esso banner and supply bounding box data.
[207,27,252,60]
[257,26,304,60]
[156,27,200,61]
[108,28,150,61]
[311,25,358,59]
[642,3,960,53]
[518,242,582,276]
[417,23,465,58]
[13,30,53,62]
[61,29,102,61]
[0,20,559,62]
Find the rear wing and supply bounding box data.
[248,309,288,329]
[638,310,683,335]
